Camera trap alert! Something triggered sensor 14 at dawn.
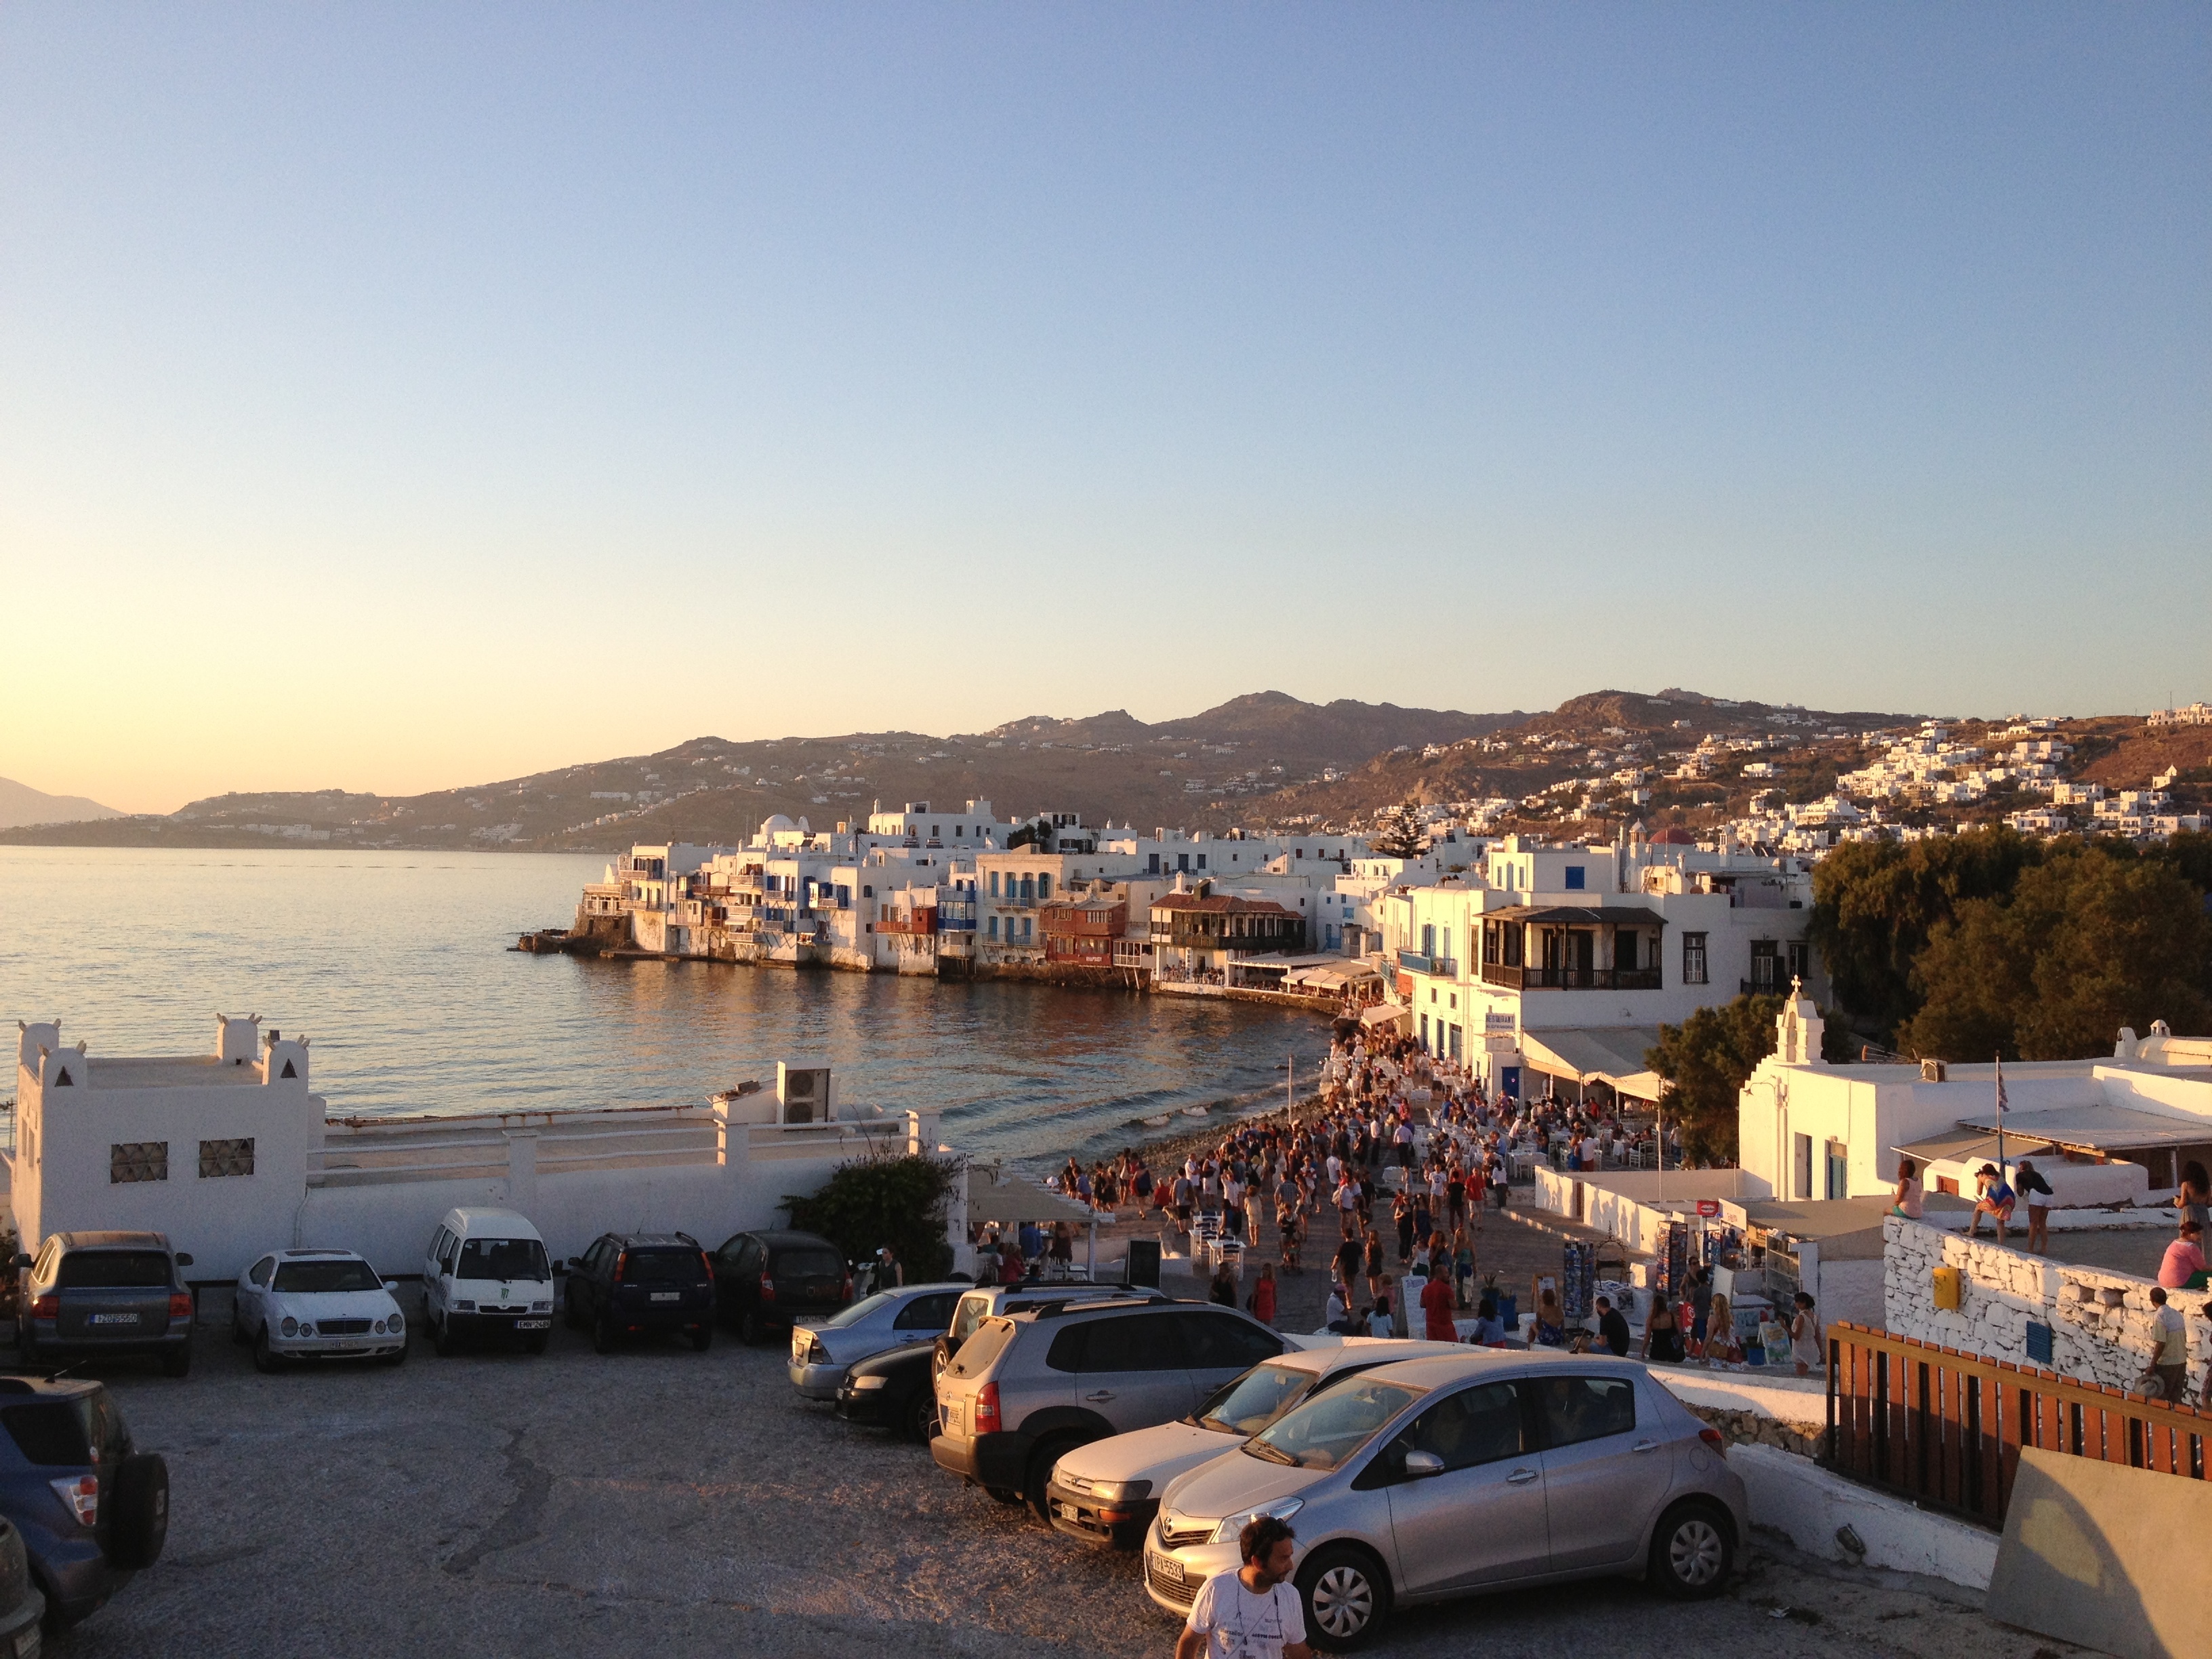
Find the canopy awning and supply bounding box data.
[1477,905,1668,929]
[1360,1003,1412,1030]
[965,1167,1094,1225]
[1519,1027,1666,1092]
[1952,1103,2212,1153]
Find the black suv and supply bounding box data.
[710,1231,849,1345]
[0,1376,167,1633]
[563,1235,715,1353]
[13,1233,195,1378]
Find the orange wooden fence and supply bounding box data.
[1824,1322,2208,1525]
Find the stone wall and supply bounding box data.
[1883,1214,2211,1399]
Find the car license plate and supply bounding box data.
[1148,1551,1183,1586]
[650,1292,679,1303]
[941,1401,962,1434]
[88,1313,138,1326]
[515,1318,551,1330]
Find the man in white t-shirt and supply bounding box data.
[1176,1516,1311,1659]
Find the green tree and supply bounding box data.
[1900,846,2212,1062]
[1370,802,1427,859]
[1807,827,2043,1040]
[1644,994,1853,1164]
[783,1152,962,1281]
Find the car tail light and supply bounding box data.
[1699,1427,1728,1456]
[840,1270,853,1303]
[973,1381,1001,1435]
[613,1254,628,1285]
[169,1291,193,1322]
[699,1252,714,1284]
[28,1294,56,1321]
[50,1475,96,1528]
[758,1273,775,1304]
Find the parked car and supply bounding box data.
[0,1511,43,1653]
[1046,1339,1464,1549]
[231,1248,407,1372]
[12,1233,195,1378]
[787,1282,966,1400]
[420,1208,554,1355]
[710,1231,849,1345]
[933,1282,1153,1373]
[1143,1350,1748,1650]
[564,1233,716,1353]
[930,1297,1288,1520]
[0,1375,168,1633]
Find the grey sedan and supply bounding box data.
[787,1282,968,1399]
[1143,1350,1748,1651]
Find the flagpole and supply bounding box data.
[1994,1052,2006,1184]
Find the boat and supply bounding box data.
[1140,1114,1173,1128]
[1181,1105,1210,1118]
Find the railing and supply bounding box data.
[1824,1322,2209,1527]
[1397,951,1457,977]
[1481,963,1660,990]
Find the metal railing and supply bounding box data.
[1397,951,1458,977]
[1824,1322,2208,1527]
[1480,963,1660,990]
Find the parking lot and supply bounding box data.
[40,1290,2080,1659]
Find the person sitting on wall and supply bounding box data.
[2156,1218,2207,1291]
[1966,1163,2016,1246]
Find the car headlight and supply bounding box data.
[850,1374,889,1390]
[1211,1497,1303,1543]
[373,1319,386,1334]
[280,1317,298,1337]
[1091,1479,1152,1502]
[388,1311,404,1331]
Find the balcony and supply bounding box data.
[1397,950,1457,977]
[1480,963,1662,991]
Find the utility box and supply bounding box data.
[1932,1265,1964,1311]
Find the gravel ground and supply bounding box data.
[38,1290,2091,1659]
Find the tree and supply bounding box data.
[783,1151,962,1282]
[1370,802,1427,859]
[1900,846,2212,1062]
[1645,994,1854,1164]
[1807,827,2043,1040]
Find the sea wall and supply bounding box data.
[1883,1215,2212,1397]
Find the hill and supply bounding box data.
[0,777,124,830]
[0,693,1515,853]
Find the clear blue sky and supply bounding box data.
[2,5,2205,810]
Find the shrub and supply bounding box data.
[783,1152,962,1282]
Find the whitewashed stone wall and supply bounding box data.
[1883,1214,2209,1399]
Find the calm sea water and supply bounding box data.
[0,847,1327,1172]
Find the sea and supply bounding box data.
[0,846,1331,1172]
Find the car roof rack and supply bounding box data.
[1026,1292,1176,1319]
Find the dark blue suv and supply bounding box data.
[0,1376,167,1633]
[563,1234,716,1353]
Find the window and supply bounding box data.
[199,1137,255,1178]
[1375,1380,1528,1480]
[1750,940,1781,991]
[1788,939,1809,983]
[1617,933,1637,971]
[989,871,1000,897]
[987,916,999,939]
[1022,918,1033,941]
[1825,1139,1849,1201]
[274,1258,383,1293]
[1563,866,1586,890]
[862,884,873,898]
[894,1292,960,1332]
[1054,1311,1185,1373]
[250,1256,275,1287]
[1177,853,1190,872]
[1195,854,1206,871]
[1794,1132,1814,1200]
[1533,1375,1637,1448]
[458,1237,551,1282]
[1148,854,1160,875]
[1681,932,1708,985]
[1421,923,1435,957]
[1038,875,1052,900]
[1180,1311,1283,1370]
[109,1142,168,1184]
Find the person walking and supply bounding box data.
[1249,1262,1279,1328]
[1420,1258,1457,1340]
[1790,1291,1823,1378]
[1175,1515,1312,1659]
[2148,1287,2189,1404]
[1209,1261,1239,1308]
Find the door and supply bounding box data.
[1073,1312,1195,1427]
[423,1229,451,1317]
[1178,1311,1286,1402]
[1371,1379,1548,1593]
[1568,931,1594,987]
[1531,1374,1672,1570]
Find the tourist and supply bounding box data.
[1324,1284,1356,1336]
[875,1245,903,1290]
[2157,1219,2206,1290]
[1595,1294,1631,1357]
[1891,1157,1925,1221]
[1331,1229,1362,1297]
[1250,1262,1278,1328]
[1367,1289,1395,1338]
[1363,1227,1387,1305]
[2013,1158,2055,1254]
[1790,1291,1823,1377]
[1210,1261,1239,1309]
[1451,1227,1475,1309]
[1688,1265,1714,1349]
[1641,1294,1683,1364]
[1393,1192,1415,1263]
[1528,1287,1567,1349]
[972,1231,1000,1287]
[2172,1161,2211,1239]
[1966,1163,2015,1246]
[2148,1287,2189,1404]
[1173,1514,1310,1659]
[1420,1258,1457,1340]
[1702,1292,1739,1364]
[998,1237,1025,1285]
[1468,1293,1507,1345]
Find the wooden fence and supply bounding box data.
[1824,1322,2208,1527]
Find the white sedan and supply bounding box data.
[233,1248,408,1371]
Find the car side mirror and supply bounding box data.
[174,1252,194,1268]
[1402,1450,1445,1479]
[567,1257,581,1269]
[11,1254,30,1272]
[384,1280,400,1292]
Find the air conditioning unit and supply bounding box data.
[776,1062,835,1127]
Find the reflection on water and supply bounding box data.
[0,846,1329,1170]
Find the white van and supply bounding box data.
[422,1207,556,1355]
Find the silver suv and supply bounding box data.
[931,1298,1288,1520]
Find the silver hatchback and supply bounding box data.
[1143,1350,1748,1651]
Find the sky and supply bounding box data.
[2,6,2206,814]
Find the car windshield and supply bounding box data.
[458,1238,550,1282]
[54,1251,171,1290]
[621,1250,708,1285]
[1246,1378,1422,1471]
[272,1259,383,1294]
[775,1248,842,1279]
[1197,1361,1316,1437]
[826,1292,898,1328]
[945,1317,1015,1379]
[0,1393,113,1467]
[949,1294,991,1344]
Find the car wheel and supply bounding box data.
[1024,1435,1084,1523]
[909,1391,938,1442]
[593,1313,617,1355]
[739,1308,764,1346]
[252,1326,284,1375]
[432,1313,462,1357]
[523,1334,548,1356]
[689,1325,713,1353]
[161,1340,192,1378]
[984,1486,1023,1505]
[1298,1544,1389,1652]
[1649,1500,1733,1599]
